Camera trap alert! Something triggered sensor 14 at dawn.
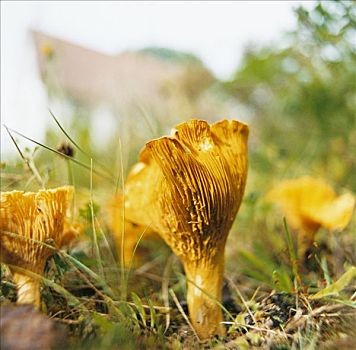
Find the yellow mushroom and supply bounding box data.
[0,186,77,309]
[106,192,155,266]
[267,176,355,258]
[124,119,249,339]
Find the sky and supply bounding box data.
[1,1,314,157]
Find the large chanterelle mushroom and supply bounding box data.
[124,119,249,339]
[0,186,77,309]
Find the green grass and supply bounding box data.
[1,114,355,350]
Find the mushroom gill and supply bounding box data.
[124,119,249,339]
[267,176,355,258]
[0,186,76,309]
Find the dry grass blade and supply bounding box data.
[228,277,256,325]
[222,321,289,337]
[285,303,353,334]
[169,288,201,342]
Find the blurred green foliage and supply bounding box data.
[224,0,356,190]
[139,47,204,65]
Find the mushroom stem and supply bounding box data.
[13,273,41,309]
[297,231,314,260]
[184,253,225,339]
[297,223,320,261]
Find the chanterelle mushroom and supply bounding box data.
[0,186,76,309]
[124,119,249,339]
[267,176,355,259]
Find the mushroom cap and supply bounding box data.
[0,186,75,273]
[267,176,355,232]
[124,119,249,264]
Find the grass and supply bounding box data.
[1,115,355,350]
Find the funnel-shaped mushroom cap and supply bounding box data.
[0,186,75,307]
[125,119,249,262]
[267,176,355,234]
[0,186,75,272]
[124,119,249,339]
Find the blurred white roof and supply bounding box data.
[33,31,185,109]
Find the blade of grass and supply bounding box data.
[117,137,127,300]
[310,266,356,299]
[114,300,169,313]
[283,218,303,291]
[328,299,356,308]
[62,252,115,298]
[169,288,201,342]
[162,254,175,334]
[90,159,104,278]
[126,224,152,282]
[49,109,114,177]
[147,298,157,329]
[65,159,76,220]
[227,277,256,324]
[49,109,87,155]
[71,263,123,318]
[4,125,115,183]
[131,292,147,327]
[1,230,115,298]
[8,264,88,312]
[183,272,235,322]
[4,125,45,188]
[315,255,333,287]
[95,217,118,267]
[95,217,121,296]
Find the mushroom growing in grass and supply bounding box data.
[267,176,355,259]
[124,119,249,339]
[0,186,77,309]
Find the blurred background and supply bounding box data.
[2,0,355,261]
[2,1,311,157]
[2,1,354,187]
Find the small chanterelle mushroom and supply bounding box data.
[124,119,249,339]
[107,192,155,266]
[0,186,78,309]
[267,176,355,258]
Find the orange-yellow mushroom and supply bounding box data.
[124,119,249,339]
[0,186,78,309]
[267,176,355,258]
